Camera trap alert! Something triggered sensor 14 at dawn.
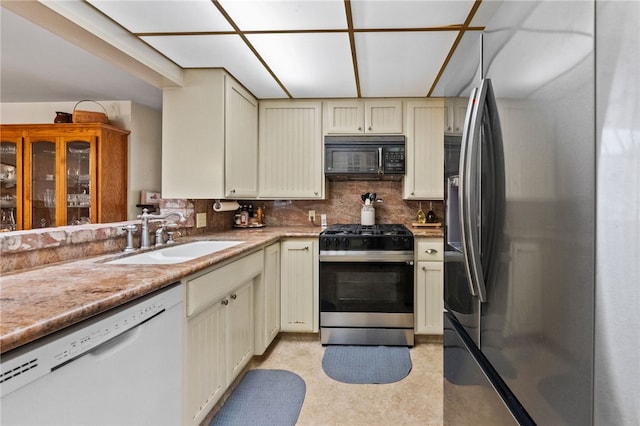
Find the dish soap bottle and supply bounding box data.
[427,202,436,223]
[416,202,426,224]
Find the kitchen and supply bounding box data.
[1,1,639,426]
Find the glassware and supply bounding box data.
[416,202,426,224]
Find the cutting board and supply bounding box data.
[411,222,442,228]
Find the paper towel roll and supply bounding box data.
[213,200,240,212]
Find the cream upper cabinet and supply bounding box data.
[324,99,403,134]
[258,101,324,199]
[403,99,445,200]
[162,69,257,199]
[444,97,469,136]
[225,77,258,198]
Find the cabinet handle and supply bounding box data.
[230,294,237,300]
[221,299,229,306]
[314,191,318,196]
[230,189,236,194]
[358,126,362,131]
[422,266,427,271]
[368,126,372,131]
[292,246,310,251]
[425,249,438,254]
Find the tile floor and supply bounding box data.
[205,334,443,426]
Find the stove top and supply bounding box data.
[320,224,414,251]
[321,224,412,236]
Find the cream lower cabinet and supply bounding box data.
[280,239,318,332]
[184,250,262,425]
[404,99,445,200]
[258,101,324,199]
[255,242,281,355]
[415,238,444,335]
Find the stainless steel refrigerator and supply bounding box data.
[440,1,639,425]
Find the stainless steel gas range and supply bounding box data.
[319,224,415,346]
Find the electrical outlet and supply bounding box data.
[308,210,316,222]
[196,213,207,228]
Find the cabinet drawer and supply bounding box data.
[186,250,263,317]
[416,239,443,261]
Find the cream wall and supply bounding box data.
[0,100,162,219]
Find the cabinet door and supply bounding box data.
[64,137,98,226]
[225,77,258,198]
[415,260,444,334]
[259,101,323,199]
[226,281,254,384]
[23,135,60,228]
[453,98,469,135]
[0,134,22,231]
[255,242,281,355]
[185,300,226,426]
[324,100,364,133]
[404,100,444,200]
[365,100,403,133]
[280,239,318,332]
[162,69,226,199]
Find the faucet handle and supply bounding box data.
[122,224,137,252]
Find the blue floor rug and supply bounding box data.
[322,345,412,384]
[210,369,305,426]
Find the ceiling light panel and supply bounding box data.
[219,0,347,31]
[87,0,233,33]
[141,35,286,99]
[247,33,355,98]
[356,31,458,97]
[351,0,476,28]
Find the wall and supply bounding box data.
[0,100,162,220]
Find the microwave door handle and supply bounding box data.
[378,147,383,174]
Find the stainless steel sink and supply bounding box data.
[105,240,244,265]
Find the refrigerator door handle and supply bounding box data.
[458,88,481,298]
[462,82,489,302]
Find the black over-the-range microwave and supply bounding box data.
[324,135,406,180]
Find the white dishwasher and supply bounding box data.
[1,283,182,426]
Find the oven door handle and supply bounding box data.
[320,251,414,262]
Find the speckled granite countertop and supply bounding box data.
[0,225,443,354]
[0,227,321,354]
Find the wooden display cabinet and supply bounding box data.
[0,124,129,230]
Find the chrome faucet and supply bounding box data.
[138,208,187,249]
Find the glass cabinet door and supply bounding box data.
[65,140,95,225]
[27,139,58,228]
[0,138,21,231]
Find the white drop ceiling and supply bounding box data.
[0,0,503,109]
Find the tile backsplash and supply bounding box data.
[258,180,444,227]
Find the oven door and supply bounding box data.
[319,253,414,317]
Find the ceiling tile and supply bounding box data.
[219,0,347,31]
[141,35,286,99]
[247,33,356,98]
[87,0,233,33]
[356,31,458,97]
[351,0,475,28]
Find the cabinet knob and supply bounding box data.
[230,189,236,194]
[422,266,427,271]
[358,126,362,131]
[221,299,229,306]
[314,191,319,196]
[368,126,372,131]
[425,249,438,254]
[230,294,237,300]
[411,191,415,196]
